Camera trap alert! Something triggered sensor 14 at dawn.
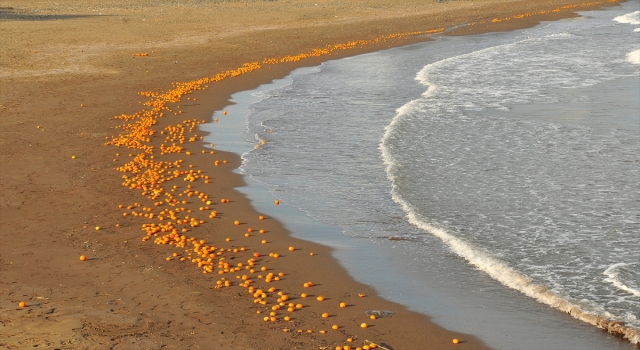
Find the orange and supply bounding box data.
[452,339,459,344]
[360,323,368,329]
[18,301,26,308]
[258,215,264,220]
[234,220,240,225]
[321,312,329,318]
[274,199,280,205]
[339,302,347,308]
[316,296,324,301]
[79,255,87,261]
[288,246,295,251]
[331,324,339,330]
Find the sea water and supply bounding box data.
[201,2,639,348]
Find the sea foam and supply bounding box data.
[603,263,640,298]
[613,11,640,25]
[627,49,640,65]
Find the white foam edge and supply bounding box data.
[379,68,640,345]
[613,11,640,25]
[603,263,640,298]
[626,49,640,65]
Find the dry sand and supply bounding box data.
[0,0,623,349]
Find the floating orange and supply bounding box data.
[18,301,26,308]
[79,255,87,261]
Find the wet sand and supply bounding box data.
[0,0,623,349]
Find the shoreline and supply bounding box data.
[0,1,631,348]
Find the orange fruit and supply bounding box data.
[288,246,295,251]
[331,324,339,330]
[452,339,459,344]
[258,215,264,220]
[360,323,368,329]
[321,312,329,318]
[339,302,346,308]
[18,301,26,308]
[316,296,324,301]
[234,220,240,225]
[274,200,280,205]
[79,255,87,261]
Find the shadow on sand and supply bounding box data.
[0,7,106,21]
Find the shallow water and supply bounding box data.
[202,2,639,348]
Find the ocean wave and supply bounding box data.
[614,11,640,25]
[379,56,640,342]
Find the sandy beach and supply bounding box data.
[0,0,625,349]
